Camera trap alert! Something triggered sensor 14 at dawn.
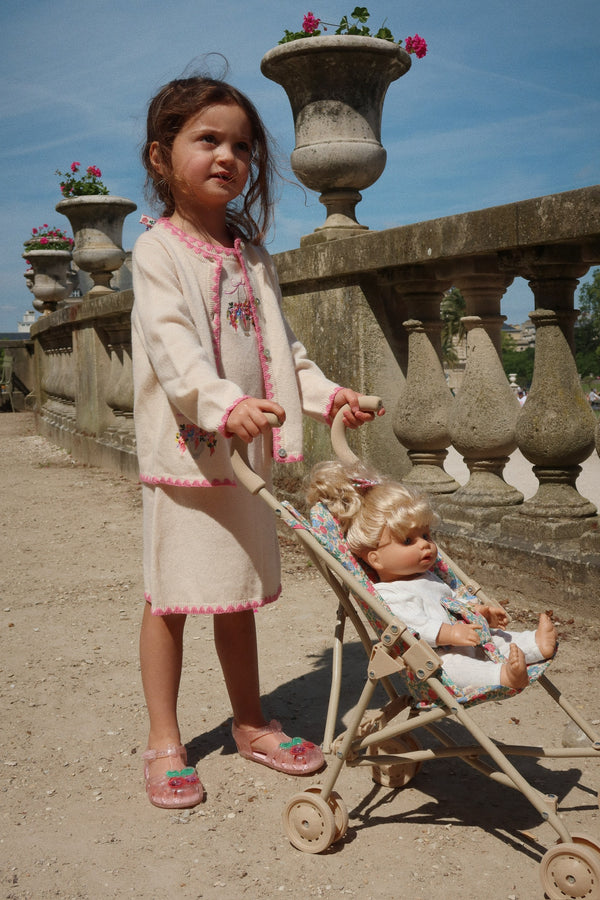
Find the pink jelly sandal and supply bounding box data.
[142,744,204,809]
[232,719,325,775]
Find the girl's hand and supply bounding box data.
[474,604,509,629]
[331,389,386,429]
[226,398,286,444]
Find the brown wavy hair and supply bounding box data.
[141,76,276,244]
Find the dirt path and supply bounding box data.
[2,413,600,900]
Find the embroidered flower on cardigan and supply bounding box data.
[175,422,217,458]
[225,280,255,334]
[227,298,254,333]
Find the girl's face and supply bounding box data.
[151,102,253,215]
[367,525,437,583]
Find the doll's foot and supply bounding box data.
[500,644,529,690]
[535,612,557,659]
[232,719,324,775]
[142,744,203,809]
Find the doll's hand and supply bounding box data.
[331,389,386,429]
[226,398,286,444]
[438,622,482,647]
[474,604,509,629]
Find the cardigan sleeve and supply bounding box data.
[132,233,246,435]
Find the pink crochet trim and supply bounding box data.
[219,395,251,437]
[275,452,304,464]
[148,586,282,616]
[159,218,241,258]
[324,387,344,426]
[140,474,236,487]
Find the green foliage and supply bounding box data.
[440,287,466,366]
[279,7,399,44]
[578,268,600,335]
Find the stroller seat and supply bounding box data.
[309,500,555,710]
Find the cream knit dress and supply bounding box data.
[132,220,341,616]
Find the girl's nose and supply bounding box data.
[215,142,235,163]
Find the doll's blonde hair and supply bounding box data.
[307,460,439,561]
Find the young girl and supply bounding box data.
[307,460,557,693]
[132,76,382,809]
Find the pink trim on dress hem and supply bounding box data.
[140,474,236,487]
[147,586,282,616]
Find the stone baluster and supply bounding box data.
[394,319,458,492]
[501,308,597,539]
[452,259,513,355]
[114,341,135,450]
[40,344,60,427]
[59,345,76,430]
[391,269,457,492]
[440,316,523,527]
[104,319,134,448]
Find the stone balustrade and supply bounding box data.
[28,185,600,612]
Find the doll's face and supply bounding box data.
[366,525,437,583]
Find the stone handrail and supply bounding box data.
[28,185,600,612]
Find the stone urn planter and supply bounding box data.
[22,249,72,314]
[261,36,411,244]
[56,195,137,296]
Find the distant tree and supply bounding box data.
[575,269,600,377]
[501,333,534,387]
[440,287,466,366]
[578,268,600,339]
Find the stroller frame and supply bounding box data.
[231,399,600,898]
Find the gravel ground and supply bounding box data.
[2,412,600,900]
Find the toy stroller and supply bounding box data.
[231,397,600,899]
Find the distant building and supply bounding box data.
[18,310,36,334]
[502,319,535,350]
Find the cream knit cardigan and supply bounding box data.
[132,220,341,487]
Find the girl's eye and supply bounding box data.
[403,537,412,545]
[237,142,252,154]
[200,134,216,145]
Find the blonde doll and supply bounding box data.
[307,461,556,692]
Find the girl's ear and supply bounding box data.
[149,141,165,176]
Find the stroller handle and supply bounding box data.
[230,412,283,495]
[331,395,383,465]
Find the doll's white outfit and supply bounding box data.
[132,219,341,615]
[374,570,544,689]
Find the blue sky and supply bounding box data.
[1,0,599,332]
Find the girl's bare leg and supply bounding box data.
[214,609,281,753]
[139,603,187,772]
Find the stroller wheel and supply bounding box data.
[371,733,422,788]
[283,791,338,853]
[540,836,600,899]
[304,785,349,842]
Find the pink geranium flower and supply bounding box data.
[405,33,427,58]
[302,11,321,33]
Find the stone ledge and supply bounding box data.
[274,185,600,290]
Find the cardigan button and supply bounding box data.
[264,349,271,360]
[277,448,288,458]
